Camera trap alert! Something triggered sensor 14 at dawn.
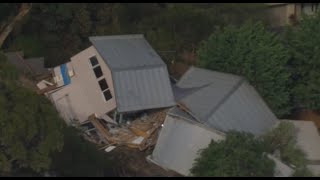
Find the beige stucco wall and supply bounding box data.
[49,46,117,123]
[265,3,299,27]
[266,4,290,27]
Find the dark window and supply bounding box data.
[98,79,109,91]
[90,56,99,67]
[93,66,103,78]
[103,90,112,101]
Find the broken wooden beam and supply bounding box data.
[88,114,119,145]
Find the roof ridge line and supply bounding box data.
[112,64,166,72]
[202,77,246,122]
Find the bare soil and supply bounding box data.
[107,146,182,177]
[289,109,320,129]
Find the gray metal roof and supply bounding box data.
[113,66,175,112]
[167,106,198,123]
[89,34,165,70]
[151,114,225,176]
[25,57,49,75]
[176,67,278,135]
[5,51,49,76]
[89,34,175,113]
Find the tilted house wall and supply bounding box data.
[47,34,175,124]
[48,46,117,124]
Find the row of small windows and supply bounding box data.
[90,56,112,101]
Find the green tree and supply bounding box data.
[263,121,312,176]
[197,22,291,117]
[3,3,269,68]
[0,52,64,175]
[285,12,320,110]
[190,131,275,177]
[50,127,113,177]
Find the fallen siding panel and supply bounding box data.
[151,115,225,176]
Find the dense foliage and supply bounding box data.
[0,53,113,176]
[0,52,64,174]
[3,3,269,67]
[190,131,275,177]
[263,122,313,176]
[285,12,320,110]
[197,22,292,117]
[2,3,320,177]
[50,127,113,177]
[191,122,313,177]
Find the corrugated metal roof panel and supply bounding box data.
[206,81,278,135]
[113,66,175,112]
[177,67,243,122]
[89,34,175,112]
[167,106,198,123]
[151,115,225,176]
[89,34,165,70]
[177,67,278,135]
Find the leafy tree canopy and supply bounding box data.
[197,21,292,117]
[50,127,113,177]
[0,52,64,175]
[2,3,269,67]
[263,121,313,176]
[190,131,275,177]
[285,12,320,110]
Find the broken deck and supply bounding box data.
[88,110,167,151]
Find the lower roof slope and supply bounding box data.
[175,67,278,135]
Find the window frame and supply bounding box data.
[98,78,109,91]
[93,66,103,79]
[102,89,112,102]
[88,55,113,102]
[89,56,99,68]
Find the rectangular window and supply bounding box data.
[90,56,99,67]
[93,66,103,79]
[98,79,109,91]
[103,90,112,101]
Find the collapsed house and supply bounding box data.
[35,34,175,149]
[149,67,280,176]
[148,67,320,176]
[25,33,319,176]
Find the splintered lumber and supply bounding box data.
[88,109,168,151]
[34,73,52,81]
[37,84,58,94]
[88,114,116,143]
[129,110,166,138]
[139,130,159,151]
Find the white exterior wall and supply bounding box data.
[48,46,117,123]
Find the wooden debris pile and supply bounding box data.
[88,109,168,151]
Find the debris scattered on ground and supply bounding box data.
[105,146,116,152]
[88,109,167,151]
